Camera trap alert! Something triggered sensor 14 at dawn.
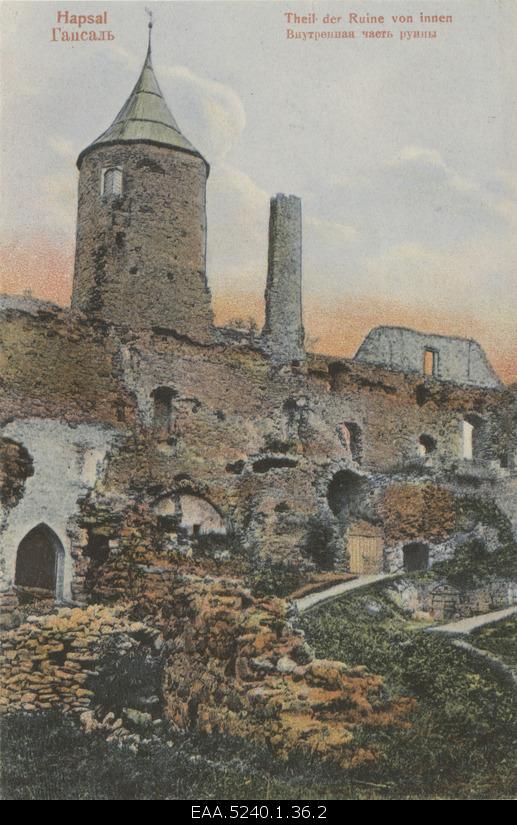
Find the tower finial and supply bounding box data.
[145,7,153,54]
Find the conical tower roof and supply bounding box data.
[77,27,206,168]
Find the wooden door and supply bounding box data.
[348,532,383,575]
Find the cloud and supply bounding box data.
[207,162,269,289]
[161,66,246,162]
[362,236,515,323]
[306,217,358,245]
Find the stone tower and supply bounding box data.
[262,194,305,364]
[72,25,213,342]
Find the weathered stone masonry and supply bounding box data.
[263,194,305,365]
[73,144,213,342]
[0,27,515,765]
[1,300,514,611]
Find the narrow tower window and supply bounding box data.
[337,422,363,463]
[102,167,123,197]
[462,414,483,461]
[151,386,177,439]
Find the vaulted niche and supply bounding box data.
[327,470,366,523]
[179,494,226,537]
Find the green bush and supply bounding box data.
[246,559,305,598]
[303,514,338,571]
[431,537,517,587]
[91,637,163,716]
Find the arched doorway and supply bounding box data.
[15,524,65,597]
[402,542,429,573]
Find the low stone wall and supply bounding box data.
[386,577,517,621]
[0,604,160,714]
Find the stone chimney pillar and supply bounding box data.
[262,194,305,364]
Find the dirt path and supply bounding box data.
[425,604,517,635]
[294,573,398,614]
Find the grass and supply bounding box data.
[299,587,517,799]
[469,616,517,669]
[2,587,515,800]
[1,712,392,801]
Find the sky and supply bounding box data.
[1,0,516,381]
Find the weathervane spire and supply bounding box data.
[146,7,153,56]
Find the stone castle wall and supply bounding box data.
[0,577,414,769]
[0,304,515,611]
[356,326,501,389]
[0,605,160,715]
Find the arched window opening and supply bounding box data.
[402,542,429,573]
[179,494,226,537]
[151,386,177,439]
[418,434,437,457]
[102,167,123,198]
[423,347,439,377]
[15,524,65,597]
[337,422,363,462]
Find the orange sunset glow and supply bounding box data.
[2,236,515,385]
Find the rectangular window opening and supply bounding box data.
[423,348,438,377]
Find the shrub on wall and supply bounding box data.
[245,559,305,597]
[303,514,341,571]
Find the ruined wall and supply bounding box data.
[0,299,136,427]
[161,573,413,767]
[0,577,414,767]
[380,483,456,545]
[262,195,305,364]
[328,358,510,471]
[72,143,213,343]
[0,419,119,599]
[1,306,514,609]
[386,577,517,620]
[0,605,160,715]
[0,437,33,510]
[0,301,132,602]
[355,326,501,389]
